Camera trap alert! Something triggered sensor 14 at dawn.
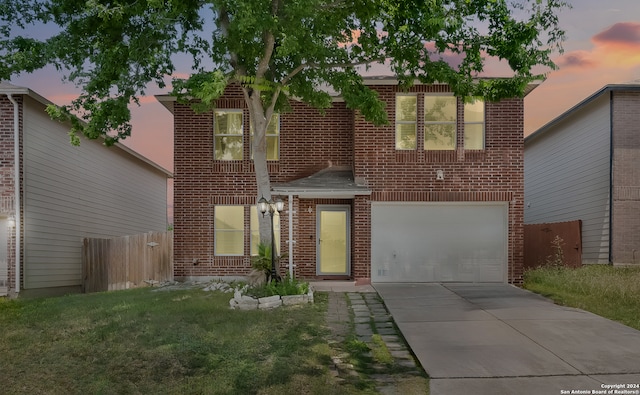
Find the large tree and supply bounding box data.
[0,0,567,246]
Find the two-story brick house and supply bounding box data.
[157,77,534,284]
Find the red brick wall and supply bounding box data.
[173,85,354,278]
[173,83,525,283]
[612,91,640,265]
[353,85,524,283]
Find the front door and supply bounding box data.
[317,205,350,275]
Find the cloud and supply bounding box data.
[553,22,640,72]
[555,50,596,69]
[525,22,640,135]
[592,22,640,48]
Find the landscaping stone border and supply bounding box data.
[229,287,314,310]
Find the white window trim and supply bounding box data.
[214,109,244,161]
[424,94,457,151]
[464,99,486,150]
[395,94,418,151]
[214,205,245,256]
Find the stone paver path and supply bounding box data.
[326,291,427,393]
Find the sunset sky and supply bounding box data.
[8,0,640,174]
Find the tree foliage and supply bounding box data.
[1,0,567,144]
[1,0,568,247]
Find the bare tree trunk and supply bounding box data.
[244,88,274,248]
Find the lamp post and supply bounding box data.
[257,196,284,283]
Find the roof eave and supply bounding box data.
[271,188,372,199]
[362,76,543,97]
[155,94,175,114]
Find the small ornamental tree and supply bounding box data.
[0,0,568,246]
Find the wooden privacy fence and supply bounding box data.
[524,220,582,269]
[83,231,173,293]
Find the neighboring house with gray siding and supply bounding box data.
[1,82,171,297]
[524,82,640,265]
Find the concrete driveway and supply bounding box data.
[374,283,640,395]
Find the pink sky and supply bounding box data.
[9,1,640,174]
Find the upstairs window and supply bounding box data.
[250,113,280,160]
[214,110,243,160]
[250,206,281,256]
[464,99,485,150]
[214,206,244,256]
[424,96,457,150]
[395,95,417,150]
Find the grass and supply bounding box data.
[369,334,394,365]
[524,265,640,330]
[335,294,429,394]
[0,287,370,395]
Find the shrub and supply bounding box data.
[245,275,310,298]
[544,235,566,268]
[250,242,289,281]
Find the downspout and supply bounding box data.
[7,94,20,293]
[608,90,614,264]
[287,194,294,278]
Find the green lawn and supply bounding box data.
[524,265,640,330]
[0,287,372,394]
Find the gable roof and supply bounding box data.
[0,82,172,177]
[525,80,640,145]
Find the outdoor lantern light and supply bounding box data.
[257,195,283,282]
[257,196,269,214]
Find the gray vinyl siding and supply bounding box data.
[524,94,611,264]
[22,97,168,289]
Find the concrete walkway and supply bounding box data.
[375,283,640,395]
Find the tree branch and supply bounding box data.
[217,6,246,76]
[267,85,282,120]
[256,0,280,80]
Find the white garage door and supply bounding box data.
[371,202,507,283]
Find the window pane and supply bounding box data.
[215,111,243,135]
[214,206,244,256]
[464,100,484,123]
[216,232,244,255]
[215,136,243,160]
[215,206,244,230]
[250,114,279,160]
[464,123,484,149]
[425,124,456,150]
[250,207,260,256]
[396,96,416,122]
[250,206,280,255]
[267,136,279,160]
[266,114,279,135]
[396,123,417,150]
[425,96,457,122]
[214,110,243,161]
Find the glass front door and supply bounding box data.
[317,206,350,275]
